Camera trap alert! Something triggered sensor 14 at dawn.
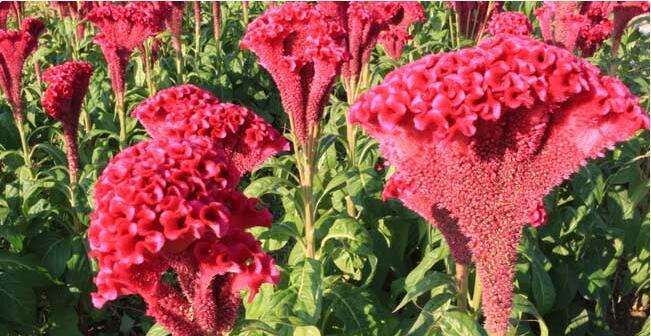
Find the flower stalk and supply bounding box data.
[143,39,156,97]
[115,92,126,149]
[15,116,30,167]
[294,124,319,259]
[455,263,469,311]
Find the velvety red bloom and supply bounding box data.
[612,2,650,56]
[42,61,93,181]
[575,2,614,57]
[89,137,279,336]
[132,85,289,173]
[87,2,168,99]
[0,17,45,122]
[487,11,532,37]
[379,2,425,60]
[0,2,12,29]
[163,1,186,52]
[350,35,648,335]
[241,2,347,142]
[535,2,594,53]
[448,1,502,39]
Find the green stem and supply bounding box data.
[116,94,127,150]
[15,117,30,168]
[295,124,318,259]
[144,41,156,97]
[471,270,482,312]
[455,263,469,311]
[175,46,184,82]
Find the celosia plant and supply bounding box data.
[132,84,289,173]
[41,61,93,185]
[487,11,532,37]
[576,2,613,57]
[241,2,347,143]
[0,17,45,163]
[87,2,167,147]
[350,35,648,335]
[89,137,280,336]
[379,2,425,61]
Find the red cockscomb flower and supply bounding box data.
[447,1,502,40]
[535,2,598,53]
[487,11,532,37]
[241,2,347,142]
[50,1,97,39]
[0,17,45,122]
[89,137,279,336]
[42,61,93,182]
[350,36,648,335]
[612,1,650,57]
[87,2,167,100]
[132,85,289,173]
[576,2,614,57]
[379,2,425,60]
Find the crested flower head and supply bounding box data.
[87,2,167,98]
[89,137,279,336]
[241,2,347,142]
[42,61,94,128]
[576,2,613,57]
[132,85,289,173]
[350,35,648,335]
[487,11,532,37]
[379,2,425,60]
[0,17,45,121]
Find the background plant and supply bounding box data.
[0,2,648,336]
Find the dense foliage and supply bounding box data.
[0,2,648,336]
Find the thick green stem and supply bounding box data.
[15,117,30,168]
[175,47,184,82]
[471,270,482,312]
[144,41,156,97]
[296,124,318,259]
[242,1,249,26]
[116,94,127,150]
[455,263,469,311]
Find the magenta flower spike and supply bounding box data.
[0,17,45,123]
[41,61,93,183]
[241,2,347,143]
[350,36,648,335]
[89,137,279,336]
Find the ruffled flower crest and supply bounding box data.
[41,61,93,182]
[350,36,648,335]
[487,11,532,37]
[379,2,425,60]
[241,2,347,142]
[89,137,280,336]
[86,2,168,99]
[0,17,45,122]
[132,85,289,173]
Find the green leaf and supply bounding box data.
[244,176,292,198]
[232,320,277,335]
[531,258,556,315]
[145,323,170,336]
[293,326,320,336]
[0,272,36,326]
[29,232,71,278]
[438,311,485,336]
[49,308,81,336]
[511,294,549,336]
[395,272,451,312]
[290,258,322,324]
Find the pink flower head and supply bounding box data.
[42,61,94,129]
[241,2,347,142]
[379,2,425,60]
[487,11,532,37]
[612,2,650,56]
[0,17,45,122]
[163,1,186,52]
[132,85,289,173]
[576,2,614,57]
[89,137,280,336]
[535,2,596,53]
[87,2,168,99]
[350,35,648,335]
[448,1,502,39]
[42,61,93,181]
